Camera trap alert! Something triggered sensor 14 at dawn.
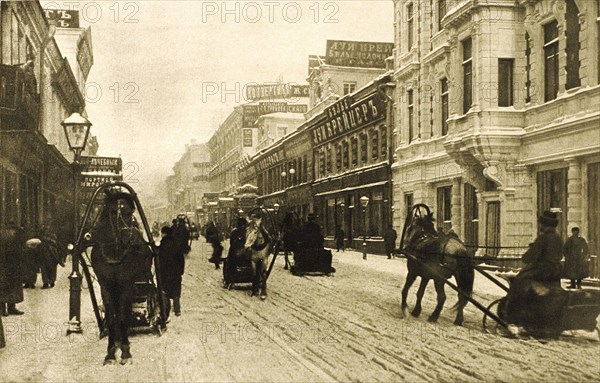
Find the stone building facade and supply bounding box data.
[392,0,600,260]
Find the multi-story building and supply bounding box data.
[255,112,305,151]
[0,2,94,245]
[392,0,600,261]
[166,140,211,222]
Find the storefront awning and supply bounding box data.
[314,181,389,197]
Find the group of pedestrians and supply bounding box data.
[0,222,64,318]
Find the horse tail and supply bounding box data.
[454,250,474,308]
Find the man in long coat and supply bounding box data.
[158,226,185,317]
[205,221,223,269]
[563,227,589,289]
[0,224,25,316]
[383,226,398,259]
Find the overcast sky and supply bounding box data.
[43,1,394,196]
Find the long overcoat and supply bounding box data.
[0,228,25,304]
[158,235,185,298]
[517,228,564,282]
[563,236,589,279]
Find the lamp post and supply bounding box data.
[62,112,92,334]
[360,196,369,260]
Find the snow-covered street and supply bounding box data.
[1,243,599,382]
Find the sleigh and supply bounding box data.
[483,276,600,338]
[290,247,336,276]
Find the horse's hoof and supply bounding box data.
[453,319,464,326]
[120,358,132,365]
[103,358,117,366]
[411,309,421,318]
[284,265,289,270]
[260,295,267,300]
[427,316,439,323]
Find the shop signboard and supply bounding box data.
[325,40,394,69]
[80,156,122,173]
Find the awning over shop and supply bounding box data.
[314,181,389,197]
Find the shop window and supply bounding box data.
[408,90,415,142]
[370,191,383,237]
[441,78,449,135]
[588,163,600,258]
[351,137,358,166]
[360,133,368,163]
[498,59,514,106]
[407,3,414,50]
[437,186,452,233]
[525,32,532,103]
[462,37,473,114]
[544,20,559,102]
[371,129,379,160]
[326,198,336,237]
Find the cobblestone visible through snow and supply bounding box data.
[1,243,598,382]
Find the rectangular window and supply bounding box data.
[343,82,356,95]
[326,147,332,173]
[379,126,387,159]
[404,193,414,219]
[335,144,342,170]
[565,0,581,90]
[437,186,452,233]
[525,32,532,103]
[537,168,568,238]
[438,0,446,30]
[303,155,308,182]
[464,183,479,249]
[498,58,514,106]
[408,90,415,142]
[544,20,559,102]
[351,137,358,166]
[462,37,473,114]
[319,150,325,176]
[407,3,414,50]
[371,130,379,160]
[441,78,449,136]
[360,133,368,163]
[485,202,501,257]
[342,141,349,168]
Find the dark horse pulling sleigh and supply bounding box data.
[75,181,167,364]
[399,204,600,339]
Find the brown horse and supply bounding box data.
[90,190,152,365]
[400,205,474,325]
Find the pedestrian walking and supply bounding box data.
[0,223,26,316]
[173,217,191,255]
[563,227,589,289]
[383,226,398,259]
[22,225,41,289]
[158,226,185,317]
[205,221,223,269]
[39,223,61,289]
[334,225,345,252]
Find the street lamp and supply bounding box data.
[62,112,92,334]
[360,195,370,260]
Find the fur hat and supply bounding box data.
[236,217,247,226]
[249,208,262,219]
[538,210,559,227]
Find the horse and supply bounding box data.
[400,208,474,325]
[243,218,272,300]
[90,190,153,365]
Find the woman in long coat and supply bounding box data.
[158,226,185,317]
[0,224,25,316]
